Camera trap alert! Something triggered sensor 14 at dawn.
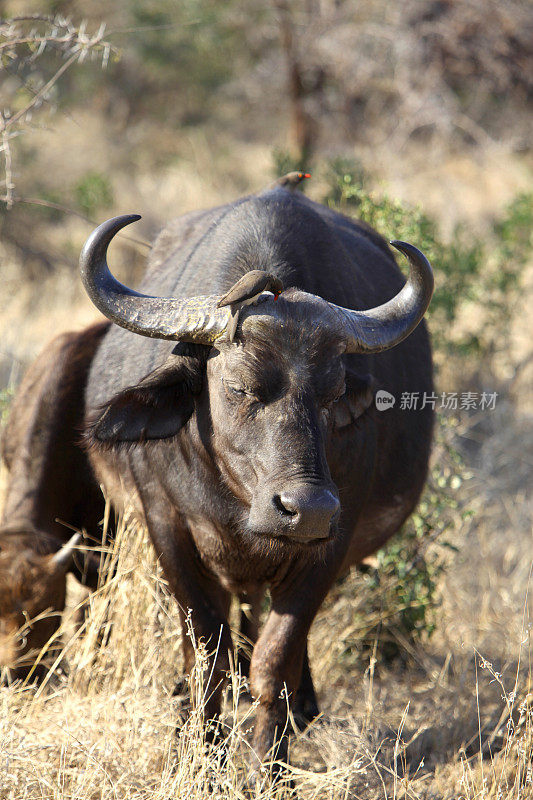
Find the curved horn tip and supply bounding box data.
[79,215,143,291]
[93,213,142,237]
[390,239,434,293]
[389,240,431,263]
[390,239,412,255]
[80,214,142,257]
[51,533,82,569]
[106,213,142,227]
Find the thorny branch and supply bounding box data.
[0,15,113,208]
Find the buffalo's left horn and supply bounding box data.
[50,533,81,572]
[331,241,434,353]
[80,215,230,345]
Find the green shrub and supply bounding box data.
[74,171,114,219]
[0,386,14,428]
[321,159,533,361]
[481,191,533,354]
[361,416,468,662]
[125,0,265,124]
[323,415,466,667]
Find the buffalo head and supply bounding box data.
[206,292,349,544]
[0,527,80,681]
[82,216,433,548]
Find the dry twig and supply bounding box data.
[0,15,113,208]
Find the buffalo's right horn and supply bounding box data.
[79,215,231,345]
[330,241,434,353]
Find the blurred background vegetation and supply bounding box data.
[2,1,532,283]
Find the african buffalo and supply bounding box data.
[80,174,434,770]
[0,323,109,680]
[0,173,433,773]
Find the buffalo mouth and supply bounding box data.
[248,520,337,549]
[246,519,337,547]
[284,529,334,546]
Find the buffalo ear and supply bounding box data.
[87,346,207,445]
[333,369,375,430]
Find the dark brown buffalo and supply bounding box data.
[0,323,109,680]
[0,176,433,774]
[80,177,434,772]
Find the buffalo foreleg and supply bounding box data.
[238,591,319,728]
[141,508,234,737]
[247,565,336,777]
[249,609,308,770]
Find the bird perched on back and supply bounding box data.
[217,270,284,342]
[266,171,311,193]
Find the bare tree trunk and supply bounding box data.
[275,1,316,169]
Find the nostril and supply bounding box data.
[273,493,298,517]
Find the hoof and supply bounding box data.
[292,691,320,730]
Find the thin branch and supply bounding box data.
[1,129,13,208]
[0,16,113,208]
[1,49,79,135]
[16,196,152,251]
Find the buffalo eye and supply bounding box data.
[320,387,346,425]
[321,386,346,410]
[222,378,260,403]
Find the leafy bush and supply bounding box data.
[359,416,468,662]
[320,415,467,667]
[74,171,114,218]
[481,192,533,355]
[123,0,266,125]
[0,387,13,428]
